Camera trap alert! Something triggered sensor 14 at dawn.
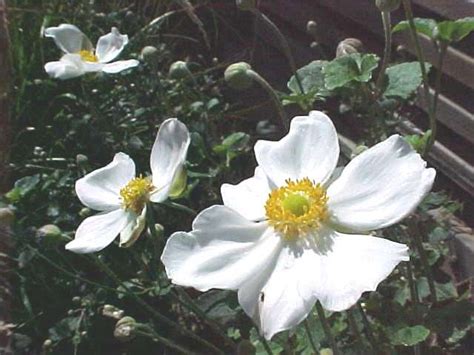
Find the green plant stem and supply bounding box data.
[401,0,436,156]
[259,331,274,355]
[304,319,319,353]
[406,261,421,355]
[161,200,197,216]
[246,69,288,130]
[90,256,225,354]
[315,302,340,355]
[356,302,380,353]
[252,10,304,95]
[347,309,364,351]
[134,326,196,355]
[408,219,437,303]
[173,288,235,349]
[376,11,392,92]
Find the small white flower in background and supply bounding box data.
[66,119,190,253]
[44,24,139,80]
[161,111,435,340]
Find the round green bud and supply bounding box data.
[79,207,92,218]
[114,316,137,342]
[320,349,333,355]
[169,61,192,79]
[76,154,88,167]
[306,20,318,36]
[224,62,253,90]
[149,223,165,239]
[0,207,15,226]
[236,0,256,11]
[140,46,159,63]
[375,0,401,12]
[336,38,364,57]
[72,296,81,304]
[36,224,63,247]
[43,339,53,349]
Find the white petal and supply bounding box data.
[120,207,146,248]
[221,167,273,221]
[256,228,408,339]
[96,27,129,63]
[66,209,133,253]
[76,153,135,211]
[44,24,92,53]
[161,205,282,291]
[327,135,436,232]
[149,119,190,203]
[254,111,339,187]
[44,54,85,80]
[101,60,139,74]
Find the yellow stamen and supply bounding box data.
[265,178,328,240]
[78,50,98,63]
[119,176,153,214]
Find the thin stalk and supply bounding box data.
[426,41,448,153]
[401,0,436,156]
[406,261,421,355]
[252,10,304,95]
[315,302,340,355]
[376,11,392,92]
[173,288,235,349]
[161,201,197,216]
[356,302,380,354]
[409,219,437,303]
[134,327,196,355]
[259,331,274,355]
[304,319,319,353]
[246,69,288,130]
[347,309,364,351]
[90,256,225,354]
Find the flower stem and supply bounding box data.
[347,309,364,351]
[315,302,340,355]
[304,319,319,353]
[134,326,196,355]
[246,69,288,130]
[259,331,274,355]
[90,255,225,354]
[173,288,235,349]
[376,11,392,92]
[162,200,197,216]
[400,0,436,156]
[252,10,304,95]
[356,302,380,353]
[406,261,421,355]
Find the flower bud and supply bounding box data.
[0,207,15,226]
[76,154,88,167]
[102,304,124,319]
[114,316,137,342]
[36,224,63,247]
[320,349,334,355]
[79,207,92,218]
[169,61,192,79]
[336,38,364,57]
[236,0,256,11]
[140,46,159,64]
[224,62,253,90]
[375,0,400,12]
[306,20,318,36]
[149,223,165,239]
[43,339,53,350]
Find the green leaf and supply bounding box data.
[437,17,474,43]
[6,174,40,202]
[390,325,430,346]
[416,277,458,301]
[323,53,379,90]
[384,62,431,99]
[392,18,437,38]
[288,60,329,96]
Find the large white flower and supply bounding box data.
[44,24,139,80]
[66,119,190,253]
[161,111,436,340]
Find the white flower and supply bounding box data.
[161,111,435,340]
[66,119,190,253]
[44,24,139,80]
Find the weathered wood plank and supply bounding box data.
[413,0,474,20]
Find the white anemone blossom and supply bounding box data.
[44,24,139,80]
[162,111,435,340]
[66,119,190,253]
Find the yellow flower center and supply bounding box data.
[265,178,328,240]
[78,50,98,63]
[119,176,154,214]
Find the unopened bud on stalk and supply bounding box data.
[224,62,253,90]
[36,224,63,247]
[236,0,256,11]
[336,38,364,57]
[76,154,88,167]
[375,0,401,12]
[306,20,318,36]
[43,339,53,350]
[114,316,137,342]
[169,61,192,79]
[320,349,334,355]
[0,207,15,226]
[140,46,159,64]
[102,304,125,319]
